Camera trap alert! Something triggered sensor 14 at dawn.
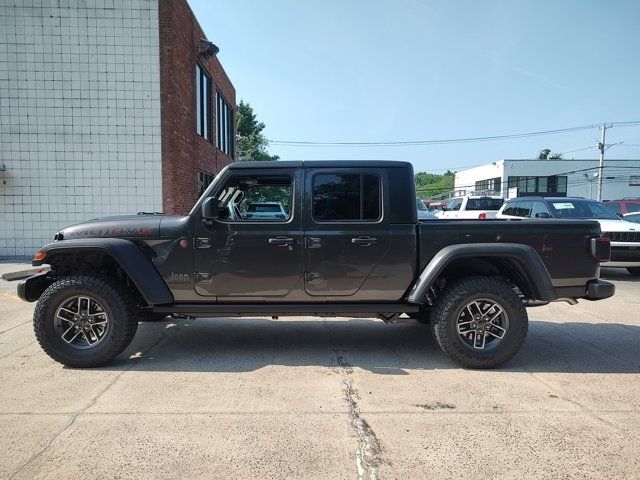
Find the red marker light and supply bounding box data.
[179,239,189,249]
[478,212,487,219]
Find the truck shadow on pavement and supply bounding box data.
[103,318,640,374]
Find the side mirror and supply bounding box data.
[201,197,220,220]
[535,212,550,219]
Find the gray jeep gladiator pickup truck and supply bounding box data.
[18,161,614,368]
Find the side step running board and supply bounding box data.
[152,303,420,317]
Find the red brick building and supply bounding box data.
[159,0,236,214]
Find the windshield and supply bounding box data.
[548,200,619,220]
[416,198,428,211]
[466,198,504,211]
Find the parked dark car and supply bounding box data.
[18,161,613,369]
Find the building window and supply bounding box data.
[196,65,212,141]
[475,177,501,193]
[508,175,567,195]
[216,91,234,157]
[312,173,381,222]
[197,171,214,197]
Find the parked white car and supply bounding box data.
[496,197,640,275]
[436,195,504,219]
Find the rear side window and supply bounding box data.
[502,201,532,217]
[502,202,520,216]
[466,198,504,211]
[313,173,381,222]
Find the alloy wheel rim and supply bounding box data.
[54,296,109,349]
[456,298,509,351]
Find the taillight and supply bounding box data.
[591,236,611,262]
[478,212,487,219]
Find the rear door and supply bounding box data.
[303,167,391,298]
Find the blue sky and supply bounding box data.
[188,0,640,173]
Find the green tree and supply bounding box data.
[538,148,562,159]
[236,101,279,162]
[414,170,455,198]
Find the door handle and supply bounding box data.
[351,236,378,246]
[268,237,295,247]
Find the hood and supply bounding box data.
[593,218,640,233]
[57,214,167,240]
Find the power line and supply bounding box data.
[268,121,640,147]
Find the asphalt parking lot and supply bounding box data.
[0,263,639,480]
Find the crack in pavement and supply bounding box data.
[3,326,170,480]
[324,321,385,480]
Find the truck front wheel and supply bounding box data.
[33,275,139,368]
[431,276,528,369]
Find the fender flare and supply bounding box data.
[33,239,173,305]
[406,243,556,304]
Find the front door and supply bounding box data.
[194,167,302,298]
[303,167,391,298]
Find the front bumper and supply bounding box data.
[583,279,615,301]
[17,272,54,302]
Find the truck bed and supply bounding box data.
[418,219,602,289]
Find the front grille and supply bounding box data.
[603,231,640,242]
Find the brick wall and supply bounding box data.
[159,0,236,215]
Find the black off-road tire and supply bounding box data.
[33,275,139,368]
[626,267,640,276]
[430,276,528,369]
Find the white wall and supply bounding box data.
[454,161,505,195]
[0,0,162,258]
[501,159,640,200]
[455,159,640,200]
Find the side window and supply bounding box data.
[312,173,381,222]
[214,174,292,222]
[531,202,550,218]
[502,202,519,216]
[446,198,462,211]
[516,201,533,217]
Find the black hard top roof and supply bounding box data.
[227,160,413,169]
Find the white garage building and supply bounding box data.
[454,159,640,200]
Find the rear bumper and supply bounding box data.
[583,279,615,301]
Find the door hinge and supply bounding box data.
[195,272,212,283]
[305,272,322,283]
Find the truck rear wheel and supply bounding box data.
[33,275,138,368]
[431,276,528,369]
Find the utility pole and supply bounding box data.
[596,123,607,201]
